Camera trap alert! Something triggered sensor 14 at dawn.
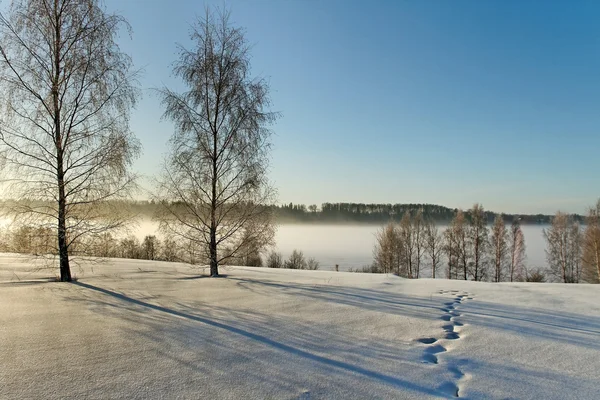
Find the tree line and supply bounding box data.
[372,202,600,283]
[273,202,582,225]
[372,205,526,281]
[543,200,600,283]
[0,224,324,274]
[0,227,266,268]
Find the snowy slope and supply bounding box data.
[1,254,599,399]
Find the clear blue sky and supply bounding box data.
[105,0,600,215]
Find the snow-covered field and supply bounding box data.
[1,254,599,399]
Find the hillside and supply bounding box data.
[1,255,599,399]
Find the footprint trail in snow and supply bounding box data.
[415,290,475,398]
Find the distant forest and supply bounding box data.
[119,201,583,225]
[0,200,583,225]
[273,203,584,224]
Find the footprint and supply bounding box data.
[445,332,460,340]
[453,320,464,327]
[442,324,454,332]
[448,365,465,380]
[416,337,437,344]
[438,381,459,398]
[298,391,311,400]
[424,344,447,355]
[422,353,438,364]
[421,344,447,364]
[441,314,452,321]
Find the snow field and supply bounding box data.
[1,255,599,399]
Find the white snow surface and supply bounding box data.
[1,254,599,399]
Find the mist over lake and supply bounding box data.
[273,224,548,272]
[136,220,548,273]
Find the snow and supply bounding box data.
[1,254,599,399]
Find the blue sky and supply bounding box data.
[104,0,600,214]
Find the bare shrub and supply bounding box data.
[266,251,283,268]
[284,250,307,270]
[306,258,320,270]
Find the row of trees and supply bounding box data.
[544,200,600,283]
[374,200,600,284]
[0,2,275,280]
[265,249,319,270]
[373,204,527,282]
[0,226,270,268]
[0,222,325,273]
[1,228,187,263]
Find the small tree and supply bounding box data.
[468,204,489,281]
[373,222,398,274]
[490,215,508,282]
[236,224,272,267]
[568,222,582,283]
[142,235,159,260]
[92,232,117,258]
[412,208,425,278]
[425,221,443,279]
[266,251,283,268]
[525,267,546,283]
[398,211,414,278]
[445,209,468,280]
[582,200,600,283]
[508,218,526,282]
[160,237,180,262]
[544,212,581,283]
[120,236,141,259]
[306,258,319,270]
[157,8,277,277]
[284,249,306,270]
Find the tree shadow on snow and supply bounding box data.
[71,281,443,399]
[67,276,600,399]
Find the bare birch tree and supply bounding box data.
[157,8,277,277]
[0,0,139,281]
[508,218,526,282]
[582,200,600,283]
[398,211,414,278]
[412,208,425,278]
[445,209,469,280]
[444,222,459,279]
[468,204,488,281]
[568,221,582,283]
[425,220,443,279]
[490,214,508,282]
[544,212,581,283]
[373,222,397,274]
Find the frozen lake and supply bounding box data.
[136,221,548,273]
